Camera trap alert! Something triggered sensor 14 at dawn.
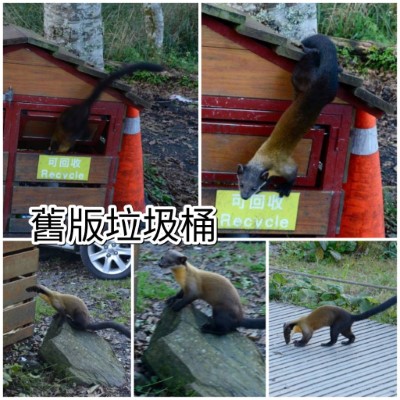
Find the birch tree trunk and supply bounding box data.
[228,3,317,41]
[143,3,164,58]
[44,3,104,69]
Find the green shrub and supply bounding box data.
[318,4,396,45]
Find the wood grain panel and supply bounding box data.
[4,48,118,101]
[202,188,333,236]
[5,47,56,68]
[11,186,107,213]
[203,46,294,100]
[4,275,37,307]
[3,241,34,254]
[202,26,346,104]
[3,325,34,347]
[3,248,39,280]
[202,25,245,49]
[202,134,311,176]
[3,301,35,333]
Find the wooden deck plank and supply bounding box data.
[269,302,397,397]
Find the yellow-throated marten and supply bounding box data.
[26,285,130,337]
[237,34,339,199]
[159,249,265,335]
[284,296,396,347]
[50,62,163,153]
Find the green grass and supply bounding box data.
[136,271,176,312]
[200,242,266,272]
[126,70,170,85]
[318,3,396,45]
[384,187,397,237]
[270,242,396,288]
[4,361,74,396]
[134,375,175,397]
[167,53,198,75]
[89,278,131,323]
[318,4,397,73]
[33,298,55,320]
[144,161,174,206]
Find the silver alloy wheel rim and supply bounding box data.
[87,242,131,275]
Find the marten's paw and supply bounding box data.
[276,180,294,197]
[169,300,187,312]
[201,323,214,332]
[201,323,229,335]
[165,296,177,306]
[278,188,291,197]
[277,187,291,198]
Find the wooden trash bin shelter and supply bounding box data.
[3,24,150,235]
[202,4,394,237]
[3,241,39,347]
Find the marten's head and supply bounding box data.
[283,322,303,344]
[283,323,292,344]
[237,163,269,200]
[159,250,187,269]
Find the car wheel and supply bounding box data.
[79,242,131,280]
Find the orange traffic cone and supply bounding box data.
[113,106,146,212]
[337,109,384,237]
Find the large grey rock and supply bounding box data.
[143,306,265,397]
[39,315,126,387]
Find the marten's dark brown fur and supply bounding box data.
[284,296,396,347]
[237,34,339,199]
[50,62,163,153]
[26,284,130,337]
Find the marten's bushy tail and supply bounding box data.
[239,318,266,329]
[351,296,397,322]
[26,285,50,296]
[86,62,164,106]
[299,34,339,105]
[87,321,131,338]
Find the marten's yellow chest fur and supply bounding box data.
[171,267,187,288]
[293,325,302,334]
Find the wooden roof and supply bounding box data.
[203,4,394,115]
[3,23,150,108]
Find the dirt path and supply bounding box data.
[359,70,396,188]
[138,78,198,209]
[142,99,198,208]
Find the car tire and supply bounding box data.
[79,242,131,280]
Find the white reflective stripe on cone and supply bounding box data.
[123,116,140,135]
[350,126,378,155]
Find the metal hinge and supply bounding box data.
[3,86,14,102]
